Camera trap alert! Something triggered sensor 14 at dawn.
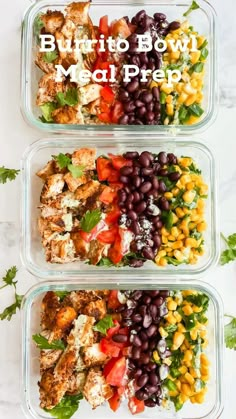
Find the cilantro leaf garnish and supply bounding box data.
[44,394,83,419]
[93,315,115,335]
[185,293,209,310]
[43,51,58,63]
[183,1,200,17]
[0,167,20,184]
[55,291,70,301]
[40,102,57,123]
[220,233,236,265]
[80,209,102,233]
[32,334,65,350]
[56,88,78,107]
[225,316,236,350]
[0,267,23,321]
[34,14,44,43]
[52,153,85,178]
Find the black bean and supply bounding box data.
[140,52,149,64]
[146,324,158,337]
[169,171,181,181]
[140,353,150,364]
[131,220,141,235]
[129,259,144,268]
[133,176,141,188]
[158,168,168,176]
[140,331,148,341]
[126,202,133,210]
[132,191,140,203]
[141,167,153,176]
[127,210,138,221]
[135,389,148,401]
[153,296,164,307]
[152,86,160,100]
[167,153,177,164]
[155,220,163,229]
[159,290,170,297]
[127,79,139,93]
[154,12,167,21]
[142,246,155,260]
[147,102,154,112]
[153,234,161,248]
[158,180,167,193]
[145,384,158,395]
[118,189,127,202]
[149,372,159,386]
[159,196,170,211]
[148,339,157,351]
[169,21,181,31]
[135,201,147,214]
[123,101,136,113]
[151,176,159,190]
[112,334,128,343]
[141,341,149,351]
[132,313,142,323]
[146,111,155,122]
[140,91,153,103]
[133,335,142,347]
[132,347,141,359]
[124,151,139,160]
[122,308,134,318]
[120,166,133,176]
[140,181,152,194]
[132,290,143,300]
[145,399,156,408]
[137,374,149,388]
[134,368,143,378]
[120,175,130,184]
[149,304,158,319]
[138,305,147,316]
[158,151,168,165]
[143,313,152,328]
[135,9,146,22]
[142,295,151,305]
[135,100,145,108]
[137,106,146,118]
[119,90,130,101]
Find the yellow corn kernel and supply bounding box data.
[172,187,180,197]
[183,207,190,216]
[196,92,204,103]
[177,323,186,333]
[171,50,181,60]
[180,174,192,184]
[190,396,196,404]
[191,79,198,89]
[197,199,205,210]
[159,257,168,267]
[162,236,168,244]
[192,305,202,313]
[161,82,174,94]
[167,300,178,311]
[161,227,169,236]
[197,36,206,49]
[173,311,182,323]
[194,392,205,404]
[175,380,181,392]
[200,330,207,339]
[185,237,198,248]
[164,192,173,200]
[183,350,193,363]
[185,94,197,107]
[172,214,179,225]
[186,181,195,191]
[153,350,160,362]
[176,82,184,93]
[158,250,166,258]
[200,365,209,376]
[179,393,189,403]
[190,329,198,341]
[159,326,168,338]
[185,372,195,385]
[179,157,192,168]
[183,190,196,204]
[190,50,201,64]
[189,367,201,379]
[171,226,179,238]
[166,247,173,253]
[166,103,174,116]
[172,251,183,263]
[200,353,210,366]
[197,221,207,232]
[183,338,191,349]
[172,240,183,250]
[186,115,200,125]
[172,332,185,350]
[201,374,209,382]
[168,234,176,242]
[179,365,188,375]
[177,92,189,104]
[166,95,173,104]
[169,390,179,397]
[176,207,185,218]
[177,233,185,241]
[182,305,193,316]
[183,83,197,95]
[164,357,172,366]
[181,20,190,31]
[165,312,177,325]
[189,256,198,265]
[181,383,193,397]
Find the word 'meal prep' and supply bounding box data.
[40,33,198,87]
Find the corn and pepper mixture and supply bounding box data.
[151,20,208,125]
[153,290,210,411]
[155,156,208,267]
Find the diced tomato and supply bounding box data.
[105,356,127,387]
[108,236,123,264]
[111,18,132,39]
[100,338,120,358]
[108,390,121,412]
[100,101,110,113]
[99,186,117,204]
[105,208,121,225]
[111,101,124,124]
[108,169,120,183]
[117,386,126,396]
[107,319,120,338]
[97,226,118,244]
[108,290,122,310]
[103,357,119,377]
[80,220,106,243]
[98,112,112,123]
[122,346,132,357]
[96,157,113,181]
[80,230,92,242]
[108,153,132,170]
[99,15,109,37]
[128,397,145,415]
[101,86,115,104]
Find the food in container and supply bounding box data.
[33,1,208,127]
[36,147,208,268]
[22,281,223,419]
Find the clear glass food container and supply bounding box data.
[21,0,218,134]
[21,279,224,419]
[20,136,218,279]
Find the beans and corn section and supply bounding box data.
[151,20,208,125]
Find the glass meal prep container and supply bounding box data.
[21,279,224,419]
[21,0,218,134]
[20,136,218,279]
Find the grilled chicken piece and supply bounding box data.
[35,51,60,74]
[64,172,91,193]
[36,72,65,106]
[40,205,66,218]
[38,217,50,236]
[40,214,73,233]
[36,160,56,181]
[48,306,77,343]
[74,180,101,201]
[83,297,107,321]
[71,148,96,170]
[83,367,113,409]
[66,1,92,26]
[61,17,76,40]
[40,349,63,371]
[76,352,87,372]
[42,191,81,212]
[82,343,109,368]
[85,98,101,116]
[63,290,99,312]
[67,314,95,347]
[70,232,89,259]
[79,84,103,105]
[41,291,60,330]
[46,232,76,263]
[41,10,65,34]
[52,106,78,124]
[40,174,65,202]
[87,240,108,266]
[66,372,87,395]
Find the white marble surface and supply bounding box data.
[0,0,236,418]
